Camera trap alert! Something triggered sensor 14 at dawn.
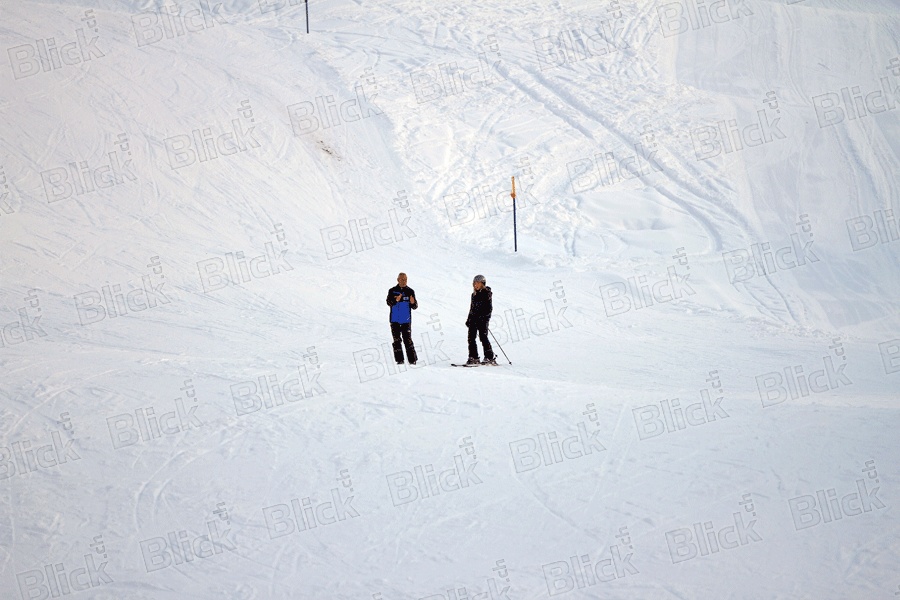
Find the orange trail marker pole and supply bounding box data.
[511,176,517,252]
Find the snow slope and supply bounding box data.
[0,0,898,598]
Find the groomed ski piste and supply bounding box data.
[1,0,899,598]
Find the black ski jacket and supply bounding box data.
[467,286,492,325]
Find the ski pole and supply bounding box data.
[488,328,512,364]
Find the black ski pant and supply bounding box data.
[391,322,417,364]
[468,321,493,360]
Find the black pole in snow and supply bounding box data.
[512,176,517,252]
[306,0,310,33]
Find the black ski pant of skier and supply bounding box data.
[468,321,493,360]
[391,322,417,364]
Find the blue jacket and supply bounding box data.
[387,285,418,323]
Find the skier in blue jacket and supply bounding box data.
[386,272,418,365]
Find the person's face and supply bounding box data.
[473,281,484,291]
[398,275,407,287]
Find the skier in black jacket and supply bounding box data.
[465,274,495,365]
[386,272,418,365]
